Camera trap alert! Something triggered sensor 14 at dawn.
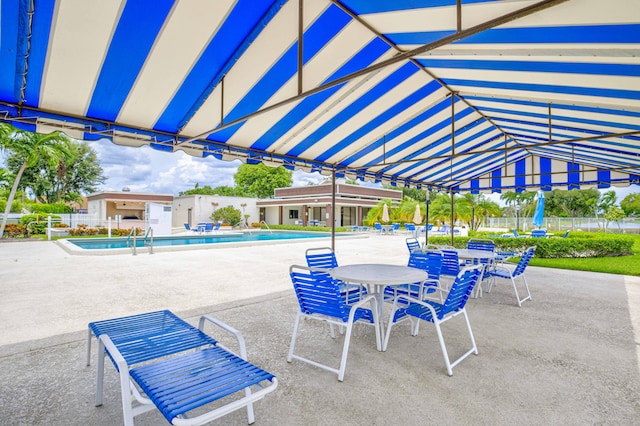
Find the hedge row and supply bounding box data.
[426,235,634,258]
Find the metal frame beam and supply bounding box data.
[179,0,570,146]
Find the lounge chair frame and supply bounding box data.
[88,310,277,425]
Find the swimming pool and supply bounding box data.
[59,230,352,254]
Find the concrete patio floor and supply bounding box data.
[1,234,639,425]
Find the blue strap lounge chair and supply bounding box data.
[531,229,547,238]
[487,246,536,307]
[87,310,277,425]
[288,265,381,381]
[383,265,484,376]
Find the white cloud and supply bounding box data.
[57,139,640,202]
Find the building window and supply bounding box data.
[289,210,299,219]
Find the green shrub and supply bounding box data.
[29,203,72,214]
[426,235,633,258]
[19,214,62,234]
[211,206,241,226]
[0,200,22,213]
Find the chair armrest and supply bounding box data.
[199,315,248,360]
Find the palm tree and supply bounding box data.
[0,129,73,238]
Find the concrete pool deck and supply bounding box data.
[1,234,639,424]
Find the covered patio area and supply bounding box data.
[0,236,638,424]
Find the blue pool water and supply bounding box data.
[68,231,338,250]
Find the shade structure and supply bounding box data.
[532,190,545,228]
[1,1,639,193]
[412,204,422,225]
[382,204,390,223]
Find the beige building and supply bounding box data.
[172,195,258,228]
[256,183,402,227]
[86,190,173,229]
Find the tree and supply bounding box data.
[0,168,11,189]
[401,187,427,203]
[0,129,73,237]
[234,163,292,199]
[604,206,625,231]
[620,193,640,217]
[7,140,105,203]
[544,188,600,217]
[179,184,244,197]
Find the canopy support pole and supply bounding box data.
[331,168,336,251]
[450,188,455,246]
[297,0,304,95]
[425,190,430,247]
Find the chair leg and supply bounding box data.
[512,275,532,307]
[86,328,93,366]
[338,322,354,382]
[435,311,478,377]
[243,387,255,424]
[433,321,453,376]
[287,312,303,362]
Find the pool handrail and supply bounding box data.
[260,221,273,233]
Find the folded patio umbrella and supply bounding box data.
[532,191,545,228]
[413,204,422,225]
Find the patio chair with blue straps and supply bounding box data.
[405,223,416,235]
[406,237,421,253]
[383,265,484,376]
[487,246,536,307]
[466,238,496,297]
[288,265,381,381]
[87,310,277,425]
[384,250,442,302]
[305,247,364,303]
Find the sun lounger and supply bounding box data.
[87,310,277,425]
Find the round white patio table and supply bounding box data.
[330,264,428,344]
[454,249,497,262]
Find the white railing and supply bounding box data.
[482,217,640,233]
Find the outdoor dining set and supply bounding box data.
[83,238,535,425]
[287,241,536,382]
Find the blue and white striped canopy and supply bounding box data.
[1,0,639,193]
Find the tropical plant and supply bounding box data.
[457,193,501,230]
[500,191,536,217]
[211,205,241,225]
[0,129,73,238]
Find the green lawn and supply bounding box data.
[527,234,640,276]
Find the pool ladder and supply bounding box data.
[260,220,272,233]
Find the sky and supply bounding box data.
[2,138,638,204]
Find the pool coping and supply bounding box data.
[54,231,367,255]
